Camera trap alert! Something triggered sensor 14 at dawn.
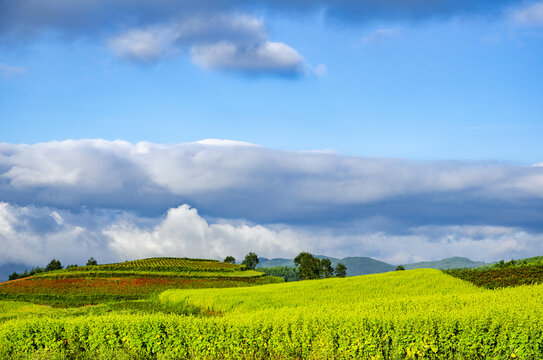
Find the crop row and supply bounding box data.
[65,257,241,272]
[35,269,264,279]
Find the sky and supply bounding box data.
[1,0,543,272]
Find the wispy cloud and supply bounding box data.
[0,62,26,76]
[510,1,543,26]
[361,28,401,45]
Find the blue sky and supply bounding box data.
[1,0,542,163]
[0,0,543,274]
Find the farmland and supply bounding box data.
[0,257,282,306]
[2,267,543,359]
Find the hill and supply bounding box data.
[402,256,486,270]
[0,257,282,306]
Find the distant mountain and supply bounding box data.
[402,257,486,270]
[257,258,294,268]
[322,256,395,276]
[258,256,395,276]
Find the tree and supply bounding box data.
[294,252,321,280]
[8,272,19,281]
[224,256,236,264]
[396,265,405,271]
[45,259,62,271]
[320,258,334,278]
[86,257,98,266]
[335,263,347,278]
[242,252,259,270]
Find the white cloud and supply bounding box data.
[106,14,308,75]
[191,41,305,75]
[195,139,260,147]
[105,204,304,261]
[2,201,542,270]
[0,62,26,76]
[1,140,543,216]
[312,63,327,77]
[108,26,179,62]
[361,28,401,45]
[0,202,112,267]
[511,1,543,26]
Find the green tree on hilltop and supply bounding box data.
[45,259,63,271]
[335,263,347,278]
[294,252,321,280]
[320,258,334,278]
[242,252,259,270]
[224,256,236,264]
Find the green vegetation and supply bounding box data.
[258,266,299,282]
[445,264,543,289]
[223,256,236,264]
[9,259,65,281]
[3,269,543,359]
[335,263,347,277]
[0,257,282,307]
[258,255,395,276]
[5,254,543,359]
[241,252,259,270]
[294,252,346,279]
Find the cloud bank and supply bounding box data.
[1,139,543,269]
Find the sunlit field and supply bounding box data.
[2,269,543,359]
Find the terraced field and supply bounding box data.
[0,257,282,306]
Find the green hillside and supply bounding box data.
[0,257,282,306]
[402,256,486,270]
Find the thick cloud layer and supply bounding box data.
[1,139,543,228]
[1,139,543,268]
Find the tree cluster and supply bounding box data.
[258,266,300,282]
[223,253,260,270]
[8,257,98,281]
[294,252,347,280]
